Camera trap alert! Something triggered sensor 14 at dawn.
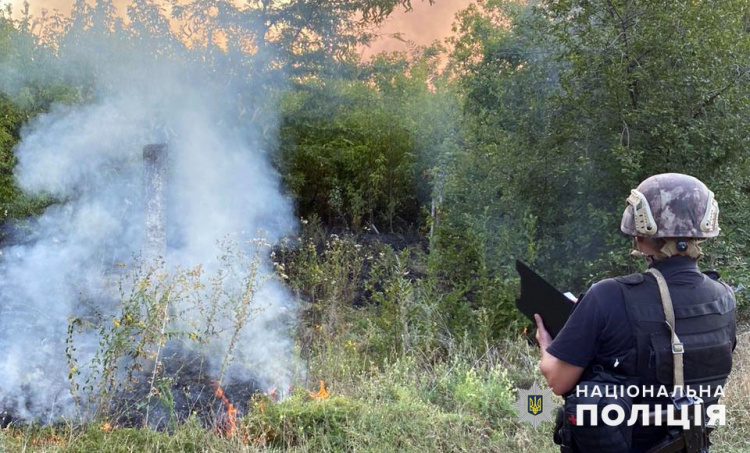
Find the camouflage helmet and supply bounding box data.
[620,173,720,238]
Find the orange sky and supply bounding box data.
[363,0,473,57]
[4,0,472,58]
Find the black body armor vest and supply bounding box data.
[563,266,736,453]
[609,270,736,403]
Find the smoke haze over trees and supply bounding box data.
[0,0,749,436]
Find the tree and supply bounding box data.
[439,0,750,299]
[0,15,67,236]
[277,45,458,232]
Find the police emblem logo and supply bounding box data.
[514,382,560,428]
[528,395,543,415]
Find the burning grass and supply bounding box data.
[21,239,300,431]
[214,383,238,436]
[0,338,553,452]
[2,232,749,452]
[0,338,536,452]
[3,329,750,452]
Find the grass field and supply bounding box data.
[1,233,747,453]
[1,329,747,452]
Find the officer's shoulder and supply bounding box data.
[580,275,643,301]
[613,272,646,286]
[582,278,629,311]
[586,276,634,296]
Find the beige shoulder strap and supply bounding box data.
[647,268,684,388]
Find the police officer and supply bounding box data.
[534,173,737,452]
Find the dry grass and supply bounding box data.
[710,323,750,452]
[1,328,747,452]
[2,230,748,452]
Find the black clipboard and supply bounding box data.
[515,260,575,338]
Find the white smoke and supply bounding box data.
[0,19,300,423]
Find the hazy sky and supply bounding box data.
[363,0,473,56]
[4,0,472,58]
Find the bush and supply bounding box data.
[278,81,419,232]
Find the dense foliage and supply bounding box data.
[443,0,750,293]
[277,51,459,231]
[2,0,750,337]
[1,0,749,335]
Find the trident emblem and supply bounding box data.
[528,395,543,415]
[514,382,559,427]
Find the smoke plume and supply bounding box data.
[0,13,299,424]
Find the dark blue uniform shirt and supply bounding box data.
[547,256,704,370]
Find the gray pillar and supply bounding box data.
[143,143,168,262]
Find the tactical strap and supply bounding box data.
[647,268,685,388]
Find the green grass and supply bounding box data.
[0,339,559,452]
[1,232,747,453]
[2,330,747,452]
[710,329,750,452]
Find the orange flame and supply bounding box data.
[308,380,330,400]
[30,434,64,447]
[214,383,238,436]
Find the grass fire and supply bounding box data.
[214,383,237,436]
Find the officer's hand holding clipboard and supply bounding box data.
[515,260,576,339]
